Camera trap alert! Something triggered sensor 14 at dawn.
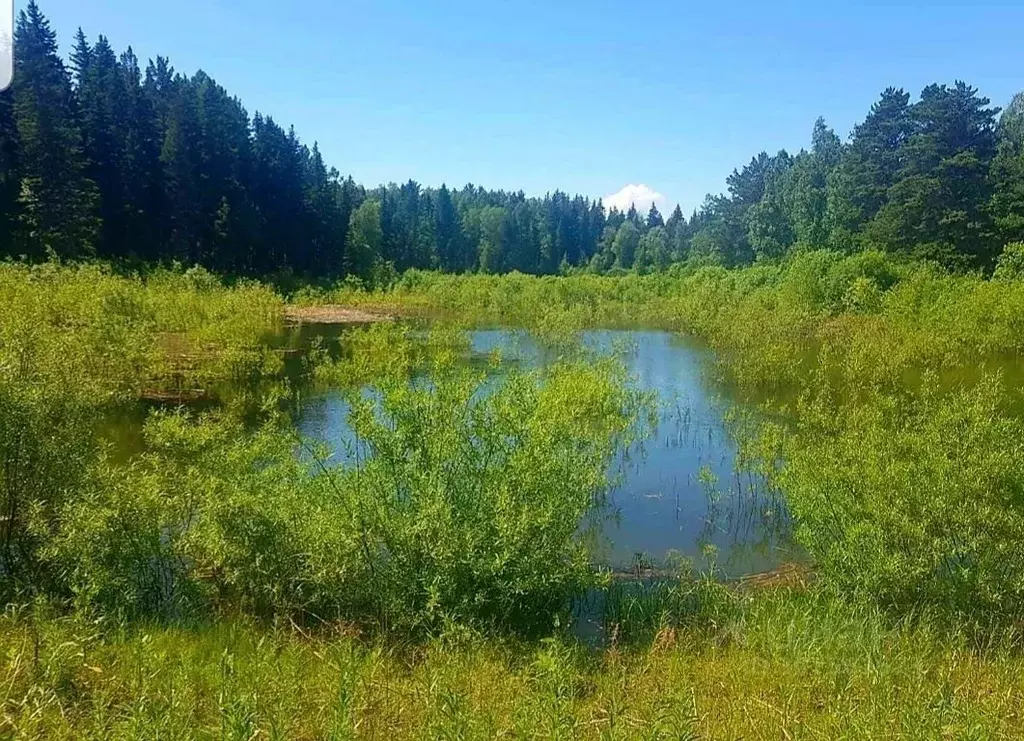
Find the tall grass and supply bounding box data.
[2,590,1022,739]
[4,255,1024,737]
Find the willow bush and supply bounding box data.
[0,262,283,606]
[0,379,96,601]
[36,325,648,634]
[327,251,1024,618]
[763,375,1024,616]
[327,329,648,632]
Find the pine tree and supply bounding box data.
[435,184,464,271]
[826,88,912,251]
[727,152,775,206]
[302,144,345,277]
[868,82,999,266]
[336,176,361,273]
[0,87,19,256]
[12,2,98,257]
[689,195,752,266]
[625,203,640,226]
[194,72,258,272]
[74,32,127,256]
[581,200,606,263]
[745,152,795,260]
[249,114,305,272]
[646,203,664,228]
[665,204,683,232]
[606,207,625,231]
[116,47,163,260]
[160,74,203,263]
[990,92,1024,246]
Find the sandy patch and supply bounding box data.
[283,305,394,324]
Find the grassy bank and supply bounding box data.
[3,590,1023,739]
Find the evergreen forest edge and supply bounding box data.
[4,2,1024,737]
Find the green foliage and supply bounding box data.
[0,261,282,604]
[1,282,646,633]
[324,332,645,632]
[634,225,670,273]
[3,590,1024,739]
[0,380,95,600]
[611,220,639,269]
[11,2,99,258]
[2,254,1024,734]
[5,3,1023,280]
[347,252,1024,619]
[777,376,1024,615]
[993,241,1024,280]
[3,5,1024,728]
[344,198,383,281]
[990,94,1024,245]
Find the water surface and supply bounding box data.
[296,327,792,576]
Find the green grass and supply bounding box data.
[2,589,1022,739]
[4,254,1024,738]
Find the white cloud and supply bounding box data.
[602,184,665,215]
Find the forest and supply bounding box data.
[2,2,1024,281]
[3,1,1024,738]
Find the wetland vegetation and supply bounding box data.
[3,2,1024,736]
[3,253,1024,738]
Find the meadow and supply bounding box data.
[2,251,1024,738]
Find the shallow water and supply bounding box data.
[295,327,793,576]
[99,322,794,577]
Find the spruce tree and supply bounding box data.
[116,47,163,261]
[159,73,203,263]
[13,1,98,257]
[435,184,464,272]
[74,32,127,257]
[0,87,18,257]
[646,203,664,228]
[194,72,257,272]
[303,143,346,276]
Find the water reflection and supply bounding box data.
[100,322,795,577]
[296,328,794,576]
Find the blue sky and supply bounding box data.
[23,0,1024,214]
[1,0,12,91]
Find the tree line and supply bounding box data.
[1,1,1022,280]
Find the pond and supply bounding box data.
[101,322,795,579]
[293,325,793,577]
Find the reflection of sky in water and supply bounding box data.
[297,329,793,576]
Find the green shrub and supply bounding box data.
[329,344,645,632]
[41,326,648,633]
[993,241,1024,280]
[0,381,96,600]
[776,375,1024,616]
